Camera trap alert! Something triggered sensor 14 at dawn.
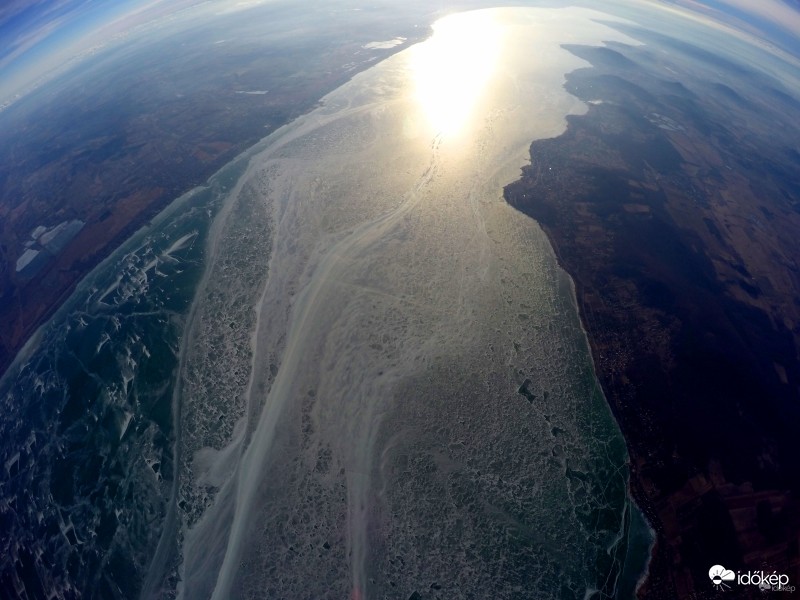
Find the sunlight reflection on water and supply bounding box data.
[409,11,503,138]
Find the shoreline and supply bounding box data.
[0,15,428,383]
[504,28,800,595]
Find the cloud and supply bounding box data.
[0,13,72,69]
[669,0,800,49]
[0,0,60,23]
[0,0,92,63]
[717,0,800,30]
[0,0,210,102]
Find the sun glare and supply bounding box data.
[410,12,503,137]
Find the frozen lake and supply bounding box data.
[0,7,653,599]
[176,8,650,599]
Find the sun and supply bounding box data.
[409,11,504,137]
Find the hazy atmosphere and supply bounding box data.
[1,1,799,598]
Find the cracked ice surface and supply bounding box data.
[178,8,642,600]
[0,179,222,599]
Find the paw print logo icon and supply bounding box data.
[709,565,735,590]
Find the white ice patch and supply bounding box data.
[30,225,47,240]
[95,333,111,356]
[97,275,123,304]
[15,248,40,272]
[119,411,134,440]
[192,418,248,489]
[363,37,406,49]
[162,231,197,258]
[4,452,19,475]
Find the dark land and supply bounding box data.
[0,5,426,379]
[505,28,800,598]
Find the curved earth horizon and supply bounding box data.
[1,1,799,599]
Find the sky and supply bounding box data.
[669,0,800,55]
[0,0,222,105]
[0,0,798,107]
